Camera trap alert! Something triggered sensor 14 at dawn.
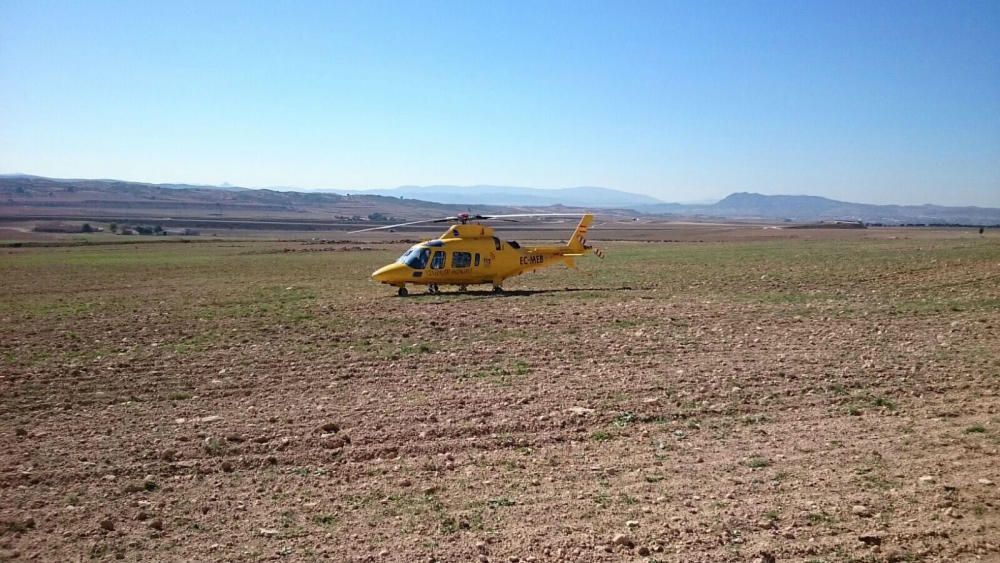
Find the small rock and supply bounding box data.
[221,461,234,473]
[149,518,163,531]
[637,546,651,556]
[611,533,634,548]
[123,482,145,494]
[259,528,280,537]
[567,406,594,416]
[859,533,882,546]
[99,518,114,531]
[321,435,349,449]
[596,545,611,553]
[852,505,872,517]
[320,422,340,433]
[14,428,27,437]
[918,475,935,484]
[977,478,994,485]
[422,485,439,495]
[625,520,639,528]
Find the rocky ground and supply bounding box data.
[1,231,998,562]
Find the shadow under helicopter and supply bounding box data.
[394,286,638,300]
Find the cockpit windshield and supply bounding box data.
[397,246,431,269]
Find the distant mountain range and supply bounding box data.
[644,193,1000,225]
[0,174,514,222]
[321,184,1000,224]
[341,185,663,208]
[2,174,998,226]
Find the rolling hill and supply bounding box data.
[0,175,514,223]
[2,175,998,226]
[641,193,1000,225]
[345,185,663,208]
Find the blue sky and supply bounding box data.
[1,0,997,206]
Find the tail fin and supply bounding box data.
[569,214,593,251]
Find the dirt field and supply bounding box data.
[1,230,998,562]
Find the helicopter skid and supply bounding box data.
[383,280,502,296]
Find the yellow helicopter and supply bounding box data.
[352,213,601,296]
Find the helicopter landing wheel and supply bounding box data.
[458,285,468,293]
[427,283,439,294]
[397,286,408,297]
[492,285,504,294]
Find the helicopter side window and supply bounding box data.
[430,250,446,269]
[507,240,521,249]
[397,247,430,269]
[492,237,502,251]
[452,252,472,268]
[474,253,480,267]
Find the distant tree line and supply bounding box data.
[109,223,199,236]
[333,213,404,222]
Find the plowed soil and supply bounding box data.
[1,232,998,562]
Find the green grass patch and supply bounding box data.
[487,497,516,509]
[744,455,772,469]
[612,411,637,427]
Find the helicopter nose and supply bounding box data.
[371,263,406,283]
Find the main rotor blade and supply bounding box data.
[348,212,586,233]
[478,213,584,220]
[348,217,457,233]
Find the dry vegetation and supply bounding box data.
[1,231,998,562]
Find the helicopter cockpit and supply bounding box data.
[396,246,430,269]
[396,240,444,269]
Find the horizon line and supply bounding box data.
[1,171,997,210]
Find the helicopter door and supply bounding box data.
[430,251,446,269]
[474,253,480,267]
[492,237,502,250]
